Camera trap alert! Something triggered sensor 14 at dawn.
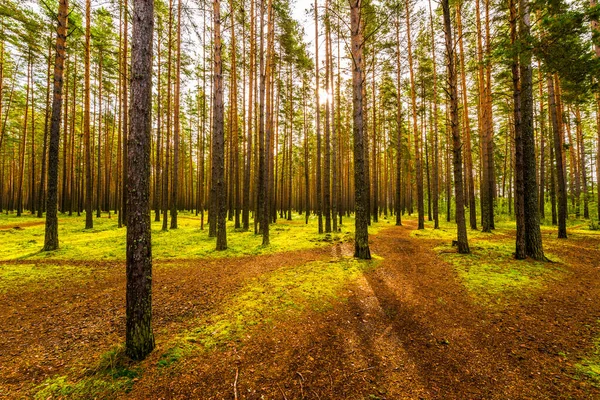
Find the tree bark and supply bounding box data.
[548,74,567,238]
[170,0,182,229]
[126,0,155,360]
[442,0,469,254]
[213,0,227,250]
[519,0,545,259]
[405,0,424,230]
[44,0,69,251]
[350,0,371,259]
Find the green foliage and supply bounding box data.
[534,0,600,101]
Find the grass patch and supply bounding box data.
[33,345,140,400]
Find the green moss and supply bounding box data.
[162,257,379,364]
[0,263,102,294]
[435,235,565,304]
[33,345,139,400]
[157,345,191,368]
[0,212,388,262]
[577,335,600,384]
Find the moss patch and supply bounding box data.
[0,212,388,262]
[577,333,600,385]
[164,256,379,362]
[435,236,565,305]
[34,345,139,399]
[0,263,104,294]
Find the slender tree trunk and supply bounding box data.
[456,0,476,229]
[16,55,30,217]
[406,0,424,229]
[96,55,103,218]
[303,80,310,224]
[575,105,589,219]
[170,0,182,229]
[315,0,323,234]
[548,74,567,238]
[592,0,600,221]
[120,0,129,228]
[350,0,370,259]
[213,0,227,250]
[442,0,469,254]
[262,0,274,245]
[243,0,254,231]
[163,0,173,232]
[395,18,402,227]
[538,64,546,218]
[154,19,162,222]
[429,0,439,229]
[325,3,333,231]
[38,44,52,218]
[44,0,69,251]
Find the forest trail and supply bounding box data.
[2,221,600,399]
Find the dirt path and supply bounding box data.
[2,221,600,399]
[128,221,600,399]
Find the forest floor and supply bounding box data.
[1,212,600,399]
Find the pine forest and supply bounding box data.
[1,0,600,397]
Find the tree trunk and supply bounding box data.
[38,43,52,218]
[442,0,469,254]
[519,0,545,260]
[126,0,155,360]
[315,0,323,234]
[406,0,424,230]
[44,0,69,251]
[510,0,526,259]
[429,0,439,229]
[170,0,182,229]
[213,0,227,250]
[395,18,402,227]
[456,0,476,229]
[548,74,567,238]
[350,0,371,259]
